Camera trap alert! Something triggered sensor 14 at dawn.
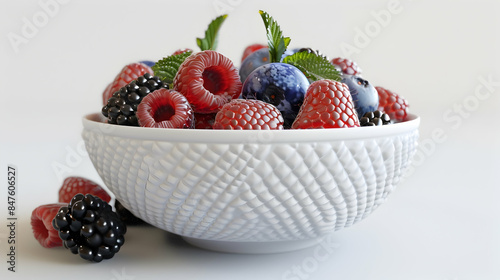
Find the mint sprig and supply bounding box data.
[259,10,291,63]
[152,50,193,86]
[282,52,341,82]
[196,14,228,51]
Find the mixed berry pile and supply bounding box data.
[31,10,412,263]
[100,11,409,130]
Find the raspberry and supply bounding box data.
[171,48,193,56]
[173,50,242,113]
[102,62,153,105]
[292,79,360,129]
[31,203,66,248]
[241,43,267,62]
[376,86,409,121]
[136,88,194,129]
[102,73,169,126]
[59,177,111,203]
[194,112,217,129]
[213,99,284,130]
[52,194,126,262]
[360,110,391,126]
[331,57,362,76]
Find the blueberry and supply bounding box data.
[239,48,270,83]
[341,75,379,118]
[139,60,155,67]
[241,63,310,128]
[280,48,298,61]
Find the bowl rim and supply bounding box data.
[82,112,420,143]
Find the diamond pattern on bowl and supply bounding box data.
[83,124,418,242]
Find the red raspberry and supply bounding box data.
[31,203,66,248]
[376,86,409,121]
[59,177,111,203]
[171,48,193,56]
[331,57,362,76]
[213,99,284,130]
[173,50,242,113]
[241,43,267,62]
[137,88,194,129]
[194,112,217,129]
[292,79,360,129]
[102,62,153,105]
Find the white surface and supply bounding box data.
[1,0,499,279]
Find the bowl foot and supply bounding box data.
[182,236,325,254]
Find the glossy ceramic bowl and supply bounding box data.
[82,113,420,253]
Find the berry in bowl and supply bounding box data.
[83,11,419,254]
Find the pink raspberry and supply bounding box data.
[173,50,242,113]
[331,57,362,76]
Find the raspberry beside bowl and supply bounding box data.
[82,112,420,253]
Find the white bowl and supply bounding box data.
[82,113,420,253]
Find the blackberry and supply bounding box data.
[114,200,147,226]
[52,194,126,262]
[297,48,327,59]
[360,110,391,127]
[101,73,168,126]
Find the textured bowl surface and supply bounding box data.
[82,113,419,253]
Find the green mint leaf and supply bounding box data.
[152,51,193,85]
[282,52,342,82]
[196,14,228,51]
[259,10,291,63]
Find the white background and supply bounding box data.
[1,0,500,279]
